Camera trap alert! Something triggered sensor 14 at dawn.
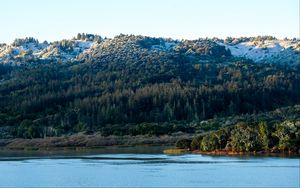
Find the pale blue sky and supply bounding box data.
[0,0,299,43]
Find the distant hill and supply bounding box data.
[0,34,299,139]
[0,34,299,66]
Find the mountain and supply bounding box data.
[0,34,299,66]
[0,34,299,139]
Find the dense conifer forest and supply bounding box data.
[0,34,299,151]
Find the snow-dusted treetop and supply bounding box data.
[0,34,299,66]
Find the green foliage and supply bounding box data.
[137,37,162,48]
[76,33,102,42]
[227,124,261,152]
[176,139,192,149]
[272,120,300,151]
[16,120,40,139]
[258,122,269,150]
[129,123,171,136]
[72,122,87,133]
[200,133,219,151]
[12,37,39,47]
[174,39,231,58]
[214,128,231,149]
[191,136,203,150]
[187,119,300,152]
[199,128,230,151]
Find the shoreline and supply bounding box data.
[163,148,300,157]
[1,135,299,158]
[193,150,300,156]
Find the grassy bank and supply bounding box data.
[163,148,190,155]
[0,133,193,151]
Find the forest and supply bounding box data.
[0,35,299,149]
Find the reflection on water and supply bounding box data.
[0,148,299,187]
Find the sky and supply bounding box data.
[0,0,299,43]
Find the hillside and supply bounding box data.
[0,34,300,141]
[216,36,300,65]
[0,34,299,66]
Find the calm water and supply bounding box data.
[0,148,299,187]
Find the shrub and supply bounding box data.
[191,136,203,150]
[227,124,261,152]
[175,139,192,149]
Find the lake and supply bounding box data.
[0,147,299,187]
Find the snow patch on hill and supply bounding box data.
[218,40,300,65]
[0,39,95,64]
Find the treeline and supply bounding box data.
[12,37,39,47]
[75,33,103,42]
[176,119,300,152]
